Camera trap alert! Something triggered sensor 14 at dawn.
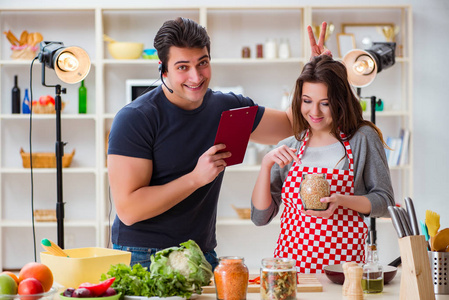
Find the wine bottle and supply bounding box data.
[22,88,31,114]
[78,80,87,114]
[12,75,21,114]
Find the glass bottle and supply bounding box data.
[78,80,87,114]
[278,38,291,59]
[12,75,21,114]
[260,258,296,300]
[362,234,384,294]
[214,256,248,300]
[22,88,31,114]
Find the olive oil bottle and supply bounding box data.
[362,232,384,294]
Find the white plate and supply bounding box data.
[124,294,198,300]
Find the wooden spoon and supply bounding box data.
[431,228,449,252]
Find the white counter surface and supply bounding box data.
[197,269,449,299]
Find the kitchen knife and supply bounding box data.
[388,206,405,238]
[404,197,420,235]
[397,207,413,236]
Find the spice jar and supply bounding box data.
[299,173,330,210]
[214,256,249,300]
[241,46,251,58]
[260,258,297,300]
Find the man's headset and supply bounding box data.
[159,62,173,93]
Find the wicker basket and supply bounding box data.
[32,102,65,114]
[20,148,75,168]
[34,209,56,222]
[232,204,251,219]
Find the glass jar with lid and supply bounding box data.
[214,256,248,300]
[299,173,330,210]
[260,258,297,300]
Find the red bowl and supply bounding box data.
[323,264,397,285]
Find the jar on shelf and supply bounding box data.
[214,256,249,300]
[260,258,297,300]
[299,173,330,210]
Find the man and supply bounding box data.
[108,17,329,269]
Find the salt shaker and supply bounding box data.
[342,262,358,296]
[347,266,363,300]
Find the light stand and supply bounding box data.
[343,42,396,254]
[38,41,90,248]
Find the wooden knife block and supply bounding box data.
[398,235,435,300]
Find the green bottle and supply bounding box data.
[78,80,87,114]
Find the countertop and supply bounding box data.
[197,269,449,299]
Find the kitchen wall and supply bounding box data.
[1,0,448,267]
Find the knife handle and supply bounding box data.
[397,207,413,236]
[404,197,420,235]
[388,206,405,238]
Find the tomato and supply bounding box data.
[78,277,115,297]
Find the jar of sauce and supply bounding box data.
[299,173,330,210]
[260,258,297,300]
[214,256,248,300]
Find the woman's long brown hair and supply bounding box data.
[291,55,386,146]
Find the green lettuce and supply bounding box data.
[101,240,213,298]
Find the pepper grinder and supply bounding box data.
[342,262,358,296]
[347,266,363,300]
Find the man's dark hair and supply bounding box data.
[154,17,211,72]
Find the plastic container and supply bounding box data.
[299,173,330,210]
[40,247,131,288]
[214,256,248,300]
[260,258,296,300]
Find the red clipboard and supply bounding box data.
[213,106,258,166]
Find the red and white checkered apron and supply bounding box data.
[274,131,368,273]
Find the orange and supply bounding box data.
[18,262,53,292]
[0,271,19,285]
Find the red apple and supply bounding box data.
[39,95,55,106]
[18,278,44,300]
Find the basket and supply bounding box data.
[10,45,38,60]
[34,209,57,222]
[32,102,65,114]
[20,148,75,168]
[232,204,251,219]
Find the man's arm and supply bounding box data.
[250,108,293,144]
[108,144,230,225]
[250,22,332,145]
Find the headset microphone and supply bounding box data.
[159,63,173,94]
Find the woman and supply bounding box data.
[251,55,394,273]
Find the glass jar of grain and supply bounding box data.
[299,173,330,210]
[214,256,249,300]
[260,258,297,300]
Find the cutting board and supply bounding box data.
[202,273,323,293]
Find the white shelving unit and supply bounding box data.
[0,5,412,270]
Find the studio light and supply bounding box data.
[343,42,396,88]
[38,41,90,84]
[343,42,396,249]
[37,41,91,248]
